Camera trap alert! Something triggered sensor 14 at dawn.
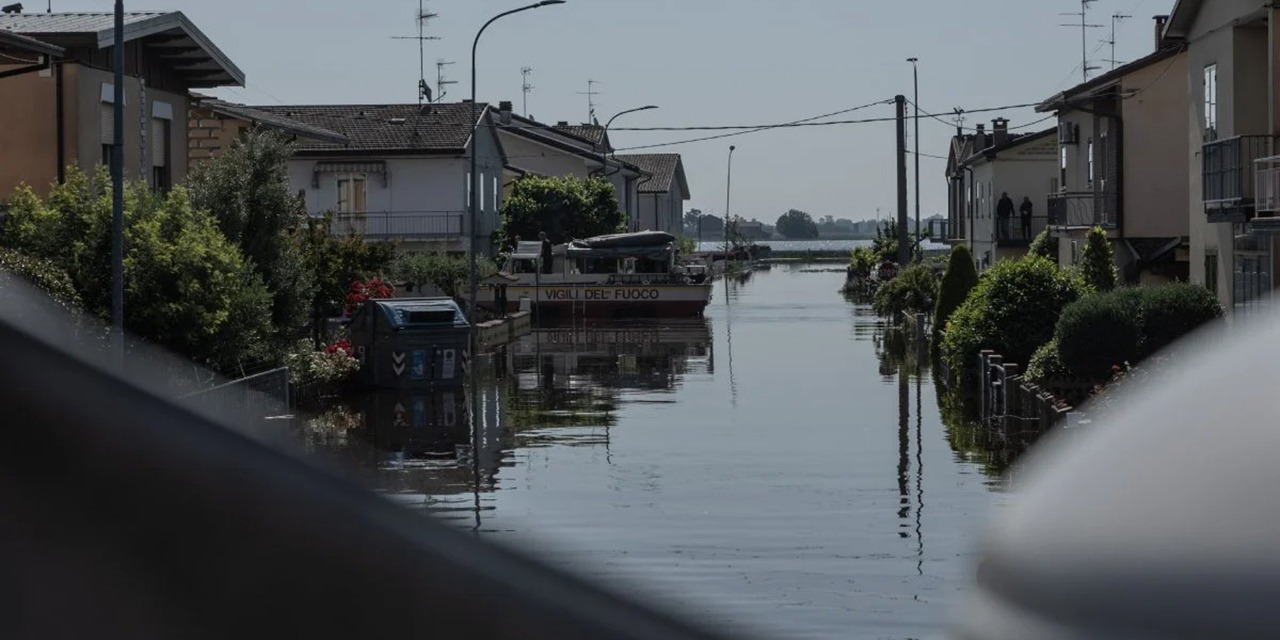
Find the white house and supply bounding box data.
[945,121,1058,269]
[253,101,506,255]
[616,153,691,234]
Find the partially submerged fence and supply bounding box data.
[180,367,293,432]
[977,351,1087,442]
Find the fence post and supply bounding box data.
[979,350,994,421]
[915,312,927,344]
[1003,364,1019,432]
[987,355,1003,427]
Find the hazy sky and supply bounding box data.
[58,0,1171,223]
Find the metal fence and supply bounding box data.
[1048,191,1117,229]
[1203,134,1272,209]
[332,211,465,240]
[978,351,1084,441]
[180,367,292,431]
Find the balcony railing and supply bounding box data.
[995,215,1049,246]
[1048,191,1117,229]
[931,218,965,241]
[1204,135,1273,223]
[332,211,465,240]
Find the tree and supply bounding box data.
[683,208,703,236]
[298,213,397,322]
[873,264,939,319]
[187,128,316,349]
[0,168,274,374]
[499,175,626,246]
[1028,228,1057,261]
[1078,226,1118,292]
[932,245,979,351]
[776,209,819,239]
[388,251,497,299]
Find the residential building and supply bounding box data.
[187,96,348,167]
[1165,1,1280,315]
[945,120,1058,269]
[252,102,507,256]
[0,12,243,199]
[1036,37,1191,284]
[495,110,645,227]
[615,153,690,234]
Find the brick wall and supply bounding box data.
[188,106,248,168]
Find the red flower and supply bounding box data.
[1111,365,1122,372]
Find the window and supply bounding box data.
[493,176,499,212]
[1087,138,1095,185]
[151,118,171,193]
[465,172,471,206]
[1060,146,1068,188]
[1234,253,1273,315]
[479,172,486,211]
[1204,251,1219,296]
[336,174,367,213]
[1204,64,1218,137]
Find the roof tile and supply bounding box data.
[253,103,489,152]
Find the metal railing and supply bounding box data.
[332,211,465,240]
[931,218,965,241]
[1048,191,1117,229]
[180,367,292,430]
[1253,156,1280,214]
[995,215,1049,246]
[1204,135,1273,212]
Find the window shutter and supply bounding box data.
[100,104,115,145]
[151,119,167,167]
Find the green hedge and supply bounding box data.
[872,263,939,319]
[941,256,1086,389]
[1139,284,1223,356]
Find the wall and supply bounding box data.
[187,107,248,167]
[635,189,684,233]
[0,63,59,199]
[73,65,190,186]
[1121,52,1191,239]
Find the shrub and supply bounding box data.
[932,245,979,349]
[1054,288,1145,381]
[344,277,395,317]
[1137,283,1223,357]
[1028,228,1058,261]
[873,263,939,319]
[1025,339,1073,386]
[389,251,496,299]
[0,248,82,311]
[941,256,1086,389]
[282,338,360,388]
[1078,226,1118,292]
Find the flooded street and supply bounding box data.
[314,265,1004,640]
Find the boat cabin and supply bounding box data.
[502,232,681,281]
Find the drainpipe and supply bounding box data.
[55,61,65,184]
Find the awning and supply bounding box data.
[312,161,388,187]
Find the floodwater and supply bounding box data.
[307,265,1005,640]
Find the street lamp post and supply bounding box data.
[111,0,124,368]
[724,145,736,257]
[468,0,565,339]
[600,105,658,231]
[908,57,920,258]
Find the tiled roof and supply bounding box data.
[253,103,489,153]
[0,12,243,87]
[553,123,605,146]
[617,154,682,194]
[195,99,349,145]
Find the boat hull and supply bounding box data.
[478,283,712,319]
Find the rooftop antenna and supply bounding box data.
[436,59,456,103]
[577,79,602,124]
[1060,0,1103,82]
[1103,12,1132,70]
[953,107,967,136]
[521,66,534,117]
[391,0,441,106]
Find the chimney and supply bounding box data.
[1154,15,1169,50]
[992,118,1009,147]
[974,123,988,151]
[556,121,569,126]
[498,100,513,125]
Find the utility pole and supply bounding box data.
[520,66,533,116]
[1105,13,1131,70]
[895,95,909,266]
[111,0,124,368]
[577,78,601,123]
[436,60,456,102]
[1060,0,1102,82]
[908,58,920,258]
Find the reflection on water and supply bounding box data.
[303,266,1003,640]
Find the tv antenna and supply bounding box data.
[521,66,534,116]
[391,0,441,105]
[577,79,602,124]
[1060,0,1103,82]
[953,107,967,135]
[436,59,456,102]
[1103,12,1132,70]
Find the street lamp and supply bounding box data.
[111,0,124,368]
[908,57,920,257]
[600,105,658,231]
[468,0,565,338]
[724,145,736,256]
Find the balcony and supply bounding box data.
[1203,135,1273,224]
[1048,191,1117,230]
[995,215,1049,247]
[331,211,465,241]
[1253,156,1280,234]
[930,218,965,242]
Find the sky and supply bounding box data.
[57,0,1172,224]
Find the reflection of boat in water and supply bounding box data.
[477,231,713,319]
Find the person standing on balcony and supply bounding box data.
[1020,196,1034,240]
[996,192,1015,241]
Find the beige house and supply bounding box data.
[1036,37,1190,284]
[0,12,242,199]
[615,153,690,234]
[1165,1,1280,315]
[187,96,348,168]
[944,121,1058,269]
